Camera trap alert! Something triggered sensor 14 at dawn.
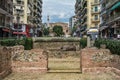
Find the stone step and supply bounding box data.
[48,69,81,73]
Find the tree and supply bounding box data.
[53,25,64,37]
[43,27,49,36]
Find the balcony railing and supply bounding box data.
[91,2,100,6]
[100,0,106,4]
[100,21,107,27]
[106,12,120,23]
[106,0,119,9]
[91,10,100,14]
[0,5,7,11]
[91,18,100,22]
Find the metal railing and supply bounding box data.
[106,0,119,8]
[106,12,120,23]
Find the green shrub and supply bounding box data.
[0,38,33,50]
[0,39,25,46]
[0,39,16,46]
[80,38,87,48]
[24,38,33,50]
[94,39,120,55]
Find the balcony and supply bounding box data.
[91,2,100,6]
[38,0,42,6]
[91,10,100,14]
[82,0,87,7]
[80,25,87,32]
[80,7,87,19]
[106,12,120,24]
[100,6,106,13]
[0,2,7,11]
[37,12,42,17]
[100,21,106,27]
[16,0,23,1]
[91,18,100,23]
[100,0,106,4]
[14,1,24,6]
[106,0,119,9]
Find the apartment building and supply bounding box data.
[0,0,13,38]
[75,0,100,39]
[69,16,76,32]
[13,0,42,37]
[13,0,26,24]
[100,0,120,39]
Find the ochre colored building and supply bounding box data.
[48,22,70,36]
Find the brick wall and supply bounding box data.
[33,41,80,58]
[0,47,12,79]
[81,48,120,75]
[11,48,48,73]
[0,45,48,78]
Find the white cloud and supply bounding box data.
[58,13,65,18]
[42,0,75,23]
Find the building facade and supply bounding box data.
[13,0,43,37]
[29,0,43,37]
[0,0,13,38]
[100,0,120,39]
[48,22,70,37]
[75,0,100,38]
[69,16,76,31]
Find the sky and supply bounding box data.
[42,0,76,23]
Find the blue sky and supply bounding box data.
[42,0,75,23]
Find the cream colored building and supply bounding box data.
[13,0,28,24]
[13,0,42,24]
[75,0,100,37]
[13,0,43,37]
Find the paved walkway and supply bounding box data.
[4,72,119,80]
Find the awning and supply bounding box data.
[111,2,120,11]
[2,28,10,32]
[87,29,99,34]
[13,32,27,35]
[88,29,98,32]
[0,26,4,28]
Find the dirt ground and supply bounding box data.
[4,72,119,80]
[48,58,80,70]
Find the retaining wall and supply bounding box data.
[0,47,12,79]
[81,48,120,76]
[33,37,81,58]
[11,46,48,73]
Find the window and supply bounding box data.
[94,6,98,12]
[94,15,98,20]
[66,30,68,33]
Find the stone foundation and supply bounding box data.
[0,45,48,77]
[0,47,12,79]
[81,48,120,76]
[12,49,48,73]
[33,38,80,58]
